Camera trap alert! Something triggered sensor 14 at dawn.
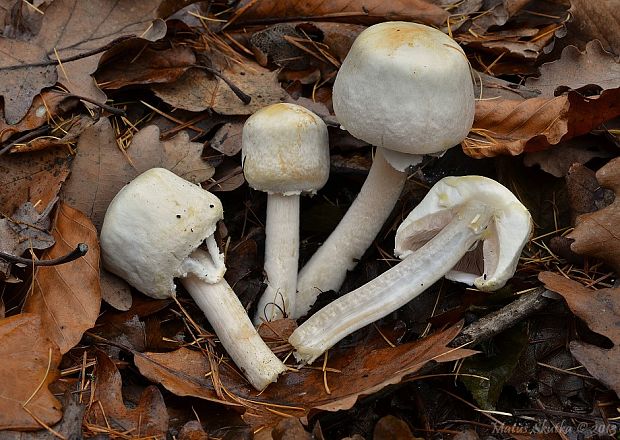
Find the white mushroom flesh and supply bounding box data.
[289,176,532,364]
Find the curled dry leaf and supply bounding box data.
[229,0,449,27]
[0,90,77,143]
[8,114,97,154]
[134,324,476,430]
[0,0,167,124]
[567,157,620,272]
[464,89,620,158]
[152,61,288,115]
[63,117,214,230]
[0,314,62,430]
[96,44,196,90]
[87,351,169,437]
[539,272,620,395]
[526,40,620,97]
[467,0,530,34]
[23,202,101,354]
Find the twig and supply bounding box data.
[0,243,88,266]
[0,36,136,71]
[0,124,50,156]
[449,287,554,348]
[192,64,251,104]
[62,93,125,115]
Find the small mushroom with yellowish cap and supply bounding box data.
[294,21,475,318]
[289,176,532,364]
[242,103,330,324]
[100,168,286,390]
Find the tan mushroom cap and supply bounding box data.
[242,103,330,195]
[100,168,224,299]
[395,176,532,291]
[333,22,475,155]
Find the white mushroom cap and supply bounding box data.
[100,168,224,299]
[394,176,532,291]
[333,22,475,155]
[242,103,330,195]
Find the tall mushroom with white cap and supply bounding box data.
[289,176,532,364]
[100,168,286,390]
[294,21,475,318]
[242,103,330,324]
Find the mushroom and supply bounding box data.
[100,168,286,390]
[289,176,532,364]
[242,103,330,324]
[294,22,475,318]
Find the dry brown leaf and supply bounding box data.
[567,157,620,272]
[209,122,244,156]
[0,0,166,124]
[62,117,214,230]
[458,25,556,61]
[135,324,475,430]
[23,202,101,354]
[526,40,620,96]
[178,421,209,440]
[373,415,419,440]
[467,0,530,33]
[230,0,449,27]
[271,418,312,440]
[96,44,196,90]
[0,200,55,257]
[9,114,97,154]
[0,313,62,430]
[87,351,168,436]
[0,90,76,143]
[0,147,70,216]
[523,140,610,178]
[464,89,620,158]
[539,272,620,395]
[152,61,288,115]
[99,269,133,311]
[568,0,620,55]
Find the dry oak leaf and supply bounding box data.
[0,0,167,124]
[568,0,620,56]
[134,324,475,430]
[539,272,620,395]
[152,60,288,115]
[23,202,101,354]
[229,0,449,27]
[0,146,70,216]
[62,117,214,230]
[87,351,168,437]
[526,40,620,97]
[567,157,620,272]
[0,313,62,430]
[464,89,620,158]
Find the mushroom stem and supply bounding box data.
[294,148,406,318]
[254,194,300,323]
[182,275,287,390]
[289,200,493,364]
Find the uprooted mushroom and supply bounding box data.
[100,168,286,390]
[294,21,476,318]
[289,176,532,364]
